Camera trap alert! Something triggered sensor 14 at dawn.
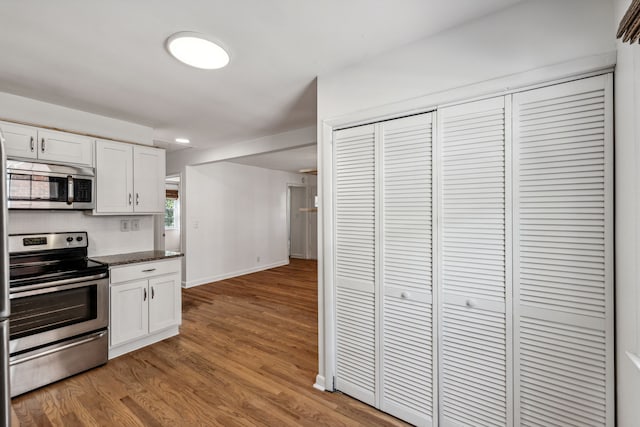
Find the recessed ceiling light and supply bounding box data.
[175,138,190,144]
[166,32,230,70]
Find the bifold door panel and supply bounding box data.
[334,113,436,427]
[512,75,613,426]
[438,96,512,427]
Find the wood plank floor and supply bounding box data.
[11,259,408,426]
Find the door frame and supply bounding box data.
[155,173,182,253]
[287,183,308,259]
[317,59,615,394]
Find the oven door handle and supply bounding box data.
[9,272,108,298]
[10,330,107,366]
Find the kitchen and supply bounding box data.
[1,1,640,426]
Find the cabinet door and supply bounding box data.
[380,113,435,427]
[438,96,512,427]
[0,121,38,160]
[333,124,377,406]
[38,129,93,166]
[110,280,149,347]
[95,139,134,213]
[512,75,613,426]
[149,274,181,333]
[133,145,165,213]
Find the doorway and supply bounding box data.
[288,185,307,259]
[155,175,182,252]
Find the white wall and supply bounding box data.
[318,0,614,120]
[315,0,615,391]
[8,211,153,256]
[614,1,640,425]
[0,91,153,145]
[183,161,310,287]
[165,228,180,252]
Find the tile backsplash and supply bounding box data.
[8,211,154,256]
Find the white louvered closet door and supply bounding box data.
[512,75,614,427]
[380,113,434,427]
[333,124,377,406]
[438,96,512,427]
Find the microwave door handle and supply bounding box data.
[67,175,74,205]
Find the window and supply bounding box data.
[165,199,177,228]
[165,189,179,230]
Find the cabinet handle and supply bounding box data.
[465,299,476,309]
[151,286,155,299]
[67,175,74,205]
[143,288,147,301]
[142,268,156,273]
[400,291,410,299]
[30,137,34,152]
[41,138,45,152]
[136,193,139,206]
[129,193,132,205]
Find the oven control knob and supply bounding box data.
[66,237,73,243]
[76,236,83,242]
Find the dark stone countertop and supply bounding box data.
[90,250,183,266]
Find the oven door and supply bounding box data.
[8,274,108,354]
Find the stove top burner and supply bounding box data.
[8,231,108,288]
[10,258,108,288]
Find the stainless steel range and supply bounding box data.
[8,232,108,396]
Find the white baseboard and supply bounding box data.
[109,325,179,360]
[183,259,290,288]
[313,375,325,391]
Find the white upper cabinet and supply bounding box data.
[95,139,134,213]
[133,145,165,213]
[95,139,165,214]
[0,121,93,166]
[37,129,93,166]
[0,121,38,160]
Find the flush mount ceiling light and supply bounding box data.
[166,32,230,69]
[175,137,190,144]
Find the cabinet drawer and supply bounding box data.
[110,259,180,284]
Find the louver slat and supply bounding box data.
[334,124,376,406]
[513,75,613,427]
[439,97,510,427]
[381,113,433,427]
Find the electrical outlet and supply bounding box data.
[120,219,130,232]
[131,219,140,231]
[257,256,260,263]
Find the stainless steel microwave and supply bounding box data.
[6,160,94,210]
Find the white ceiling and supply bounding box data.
[0,0,520,152]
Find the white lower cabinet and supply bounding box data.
[330,74,613,427]
[110,279,149,347]
[109,258,181,359]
